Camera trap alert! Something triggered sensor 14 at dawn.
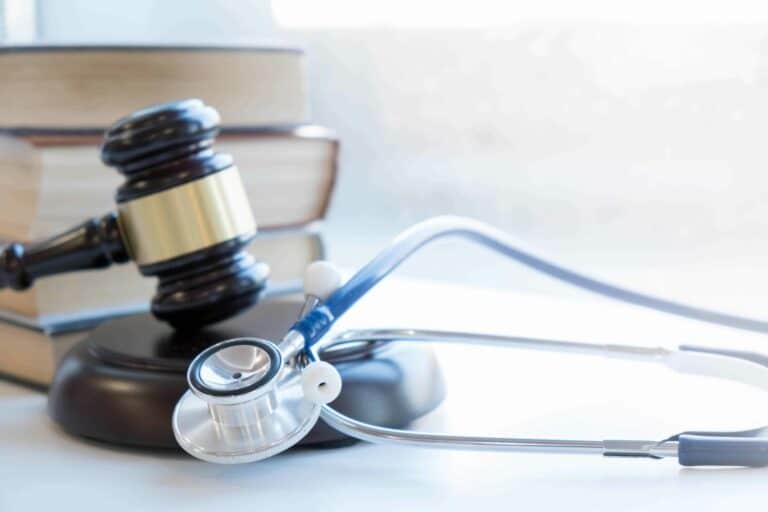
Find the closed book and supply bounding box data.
[0,125,338,240]
[0,45,308,128]
[0,320,86,388]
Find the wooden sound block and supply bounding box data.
[48,297,445,450]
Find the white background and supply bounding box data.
[2,2,768,508]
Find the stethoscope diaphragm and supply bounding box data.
[173,338,322,464]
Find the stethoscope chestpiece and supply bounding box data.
[172,337,323,464]
[188,338,282,405]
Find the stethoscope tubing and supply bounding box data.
[179,216,768,466]
[287,215,768,467]
[292,216,768,351]
[310,329,768,466]
[309,330,678,460]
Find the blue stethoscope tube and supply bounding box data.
[176,215,768,467]
[293,216,768,350]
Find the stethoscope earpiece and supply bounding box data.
[304,261,343,302]
[298,261,343,317]
[301,361,342,405]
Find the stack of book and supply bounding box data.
[0,46,338,385]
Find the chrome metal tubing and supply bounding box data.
[310,330,679,460]
[330,329,671,361]
[320,404,604,454]
[279,330,306,362]
[320,403,676,459]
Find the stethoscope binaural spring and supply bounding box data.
[172,216,768,467]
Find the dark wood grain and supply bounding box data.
[100,99,266,328]
[0,212,128,290]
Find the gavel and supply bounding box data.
[0,99,268,328]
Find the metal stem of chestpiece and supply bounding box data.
[0,99,269,329]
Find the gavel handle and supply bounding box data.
[0,212,130,290]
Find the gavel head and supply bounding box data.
[101,99,268,329]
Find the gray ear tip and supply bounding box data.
[678,435,768,467]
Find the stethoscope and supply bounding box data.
[172,216,768,467]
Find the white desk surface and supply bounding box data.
[2,278,768,511]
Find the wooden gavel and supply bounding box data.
[0,99,268,328]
